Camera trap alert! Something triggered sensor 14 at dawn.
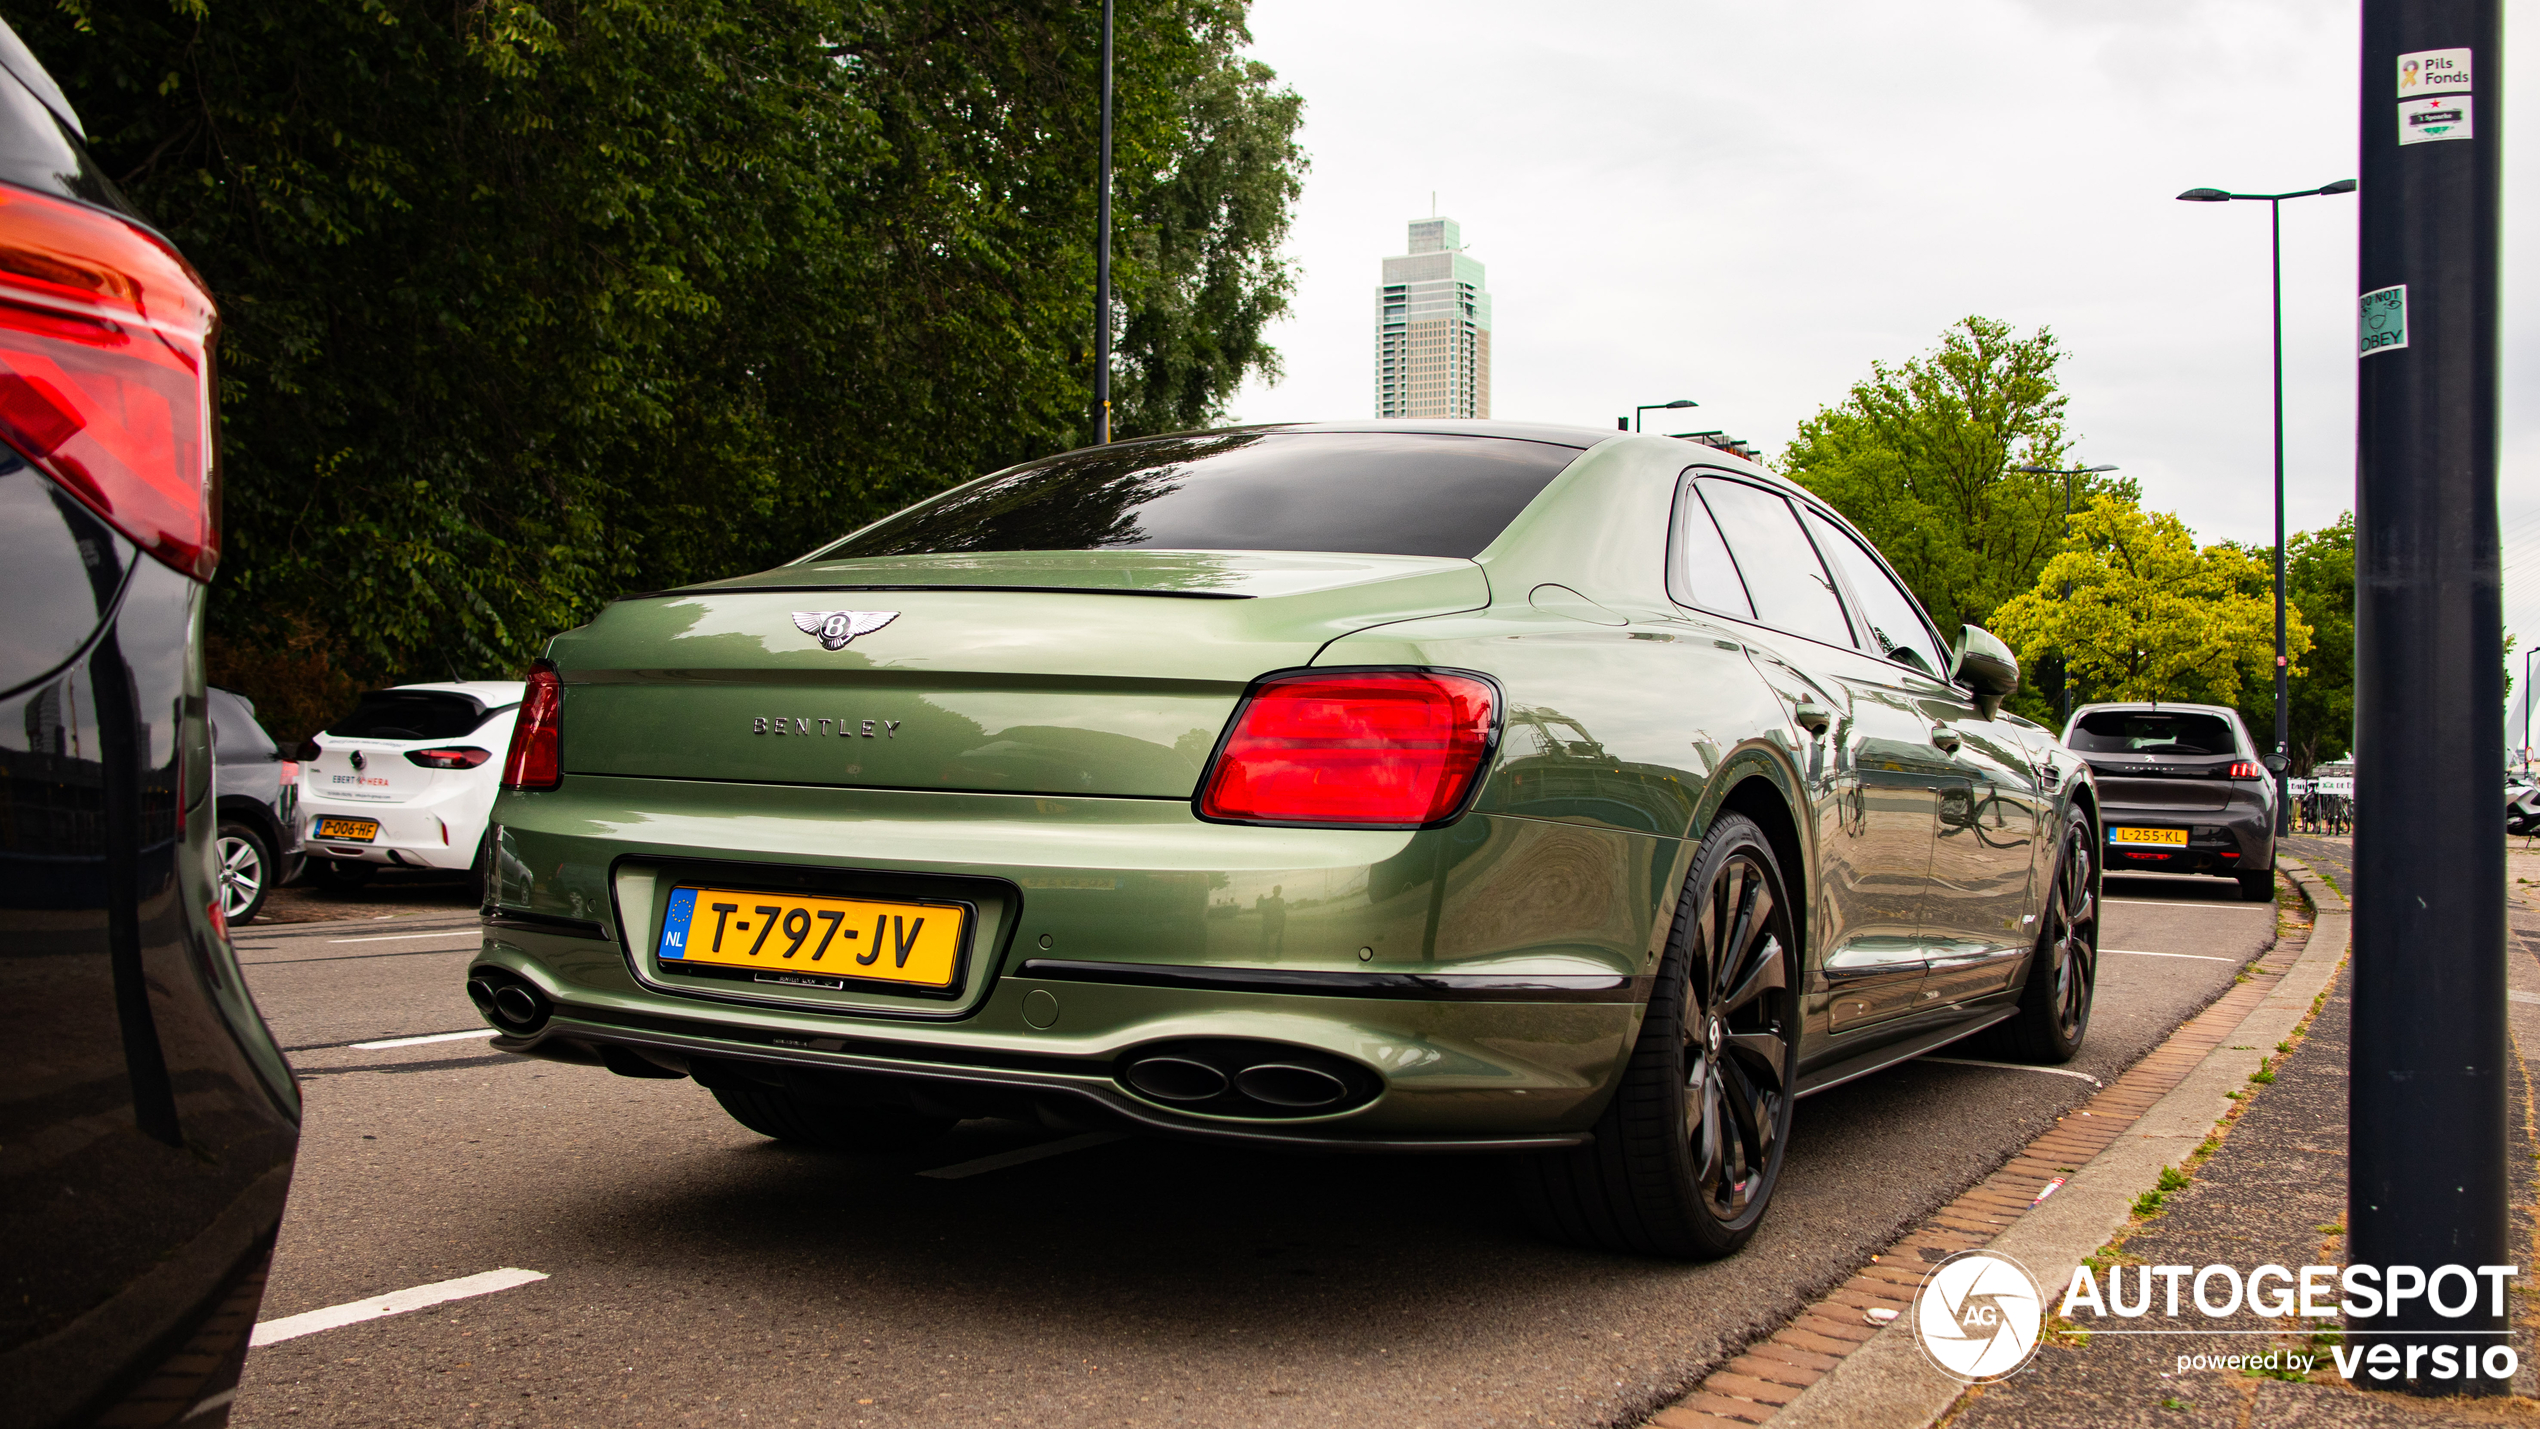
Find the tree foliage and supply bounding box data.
[21,0,1302,733]
[2222,513,2354,773]
[1781,316,2136,637]
[1990,496,2313,710]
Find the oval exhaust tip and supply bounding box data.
[1125,1056,1229,1103]
[1235,1063,1348,1109]
[490,984,545,1029]
[466,978,500,1018]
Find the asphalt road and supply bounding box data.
[229,870,2278,1428]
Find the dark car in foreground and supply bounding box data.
[2061,701,2275,900]
[0,19,300,1427]
[472,421,2102,1259]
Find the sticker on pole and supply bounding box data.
[2398,94,2473,145]
[1912,1250,2045,1383]
[2396,47,2471,98]
[2358,286,2407,357]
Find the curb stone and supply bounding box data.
[1644,864,2348,1429]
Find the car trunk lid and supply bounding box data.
[2086,753,2250,812]
[551,551,1492,798]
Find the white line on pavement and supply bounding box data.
[2103,898,2255,908]
[349,1029,498,1050]
[918,1132,1125,1180]
[327,930,483,944]
[2510,990,2540,1006]
[249,1268,547,1347]
[1920,1057,2104,1086]
[2102,948,2238,963]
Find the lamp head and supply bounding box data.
[2318,179,2357,195]
[2082,464,2118,473]
[2177,187,2233,202]
[1661,399,1698,409]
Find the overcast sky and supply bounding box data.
[1226,0,2539,739]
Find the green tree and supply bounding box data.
[23,0,1303,735]
[1781,316,2136,639]
[2223,514,2354,773]
[1991,496,2312,708]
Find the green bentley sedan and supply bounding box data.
[470,421,2100,1258]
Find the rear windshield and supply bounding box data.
[327,692,502,741]
[2068,710,2240,757]
[821,431,1583,561]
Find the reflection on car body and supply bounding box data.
[473,421,2101,1260]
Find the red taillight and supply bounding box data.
[406,746,493,770]
[1196,670,1497,827]
[501,664,562,791]
[2228,761,2264,779]
[277,759,300,784]
[0,186,218,580]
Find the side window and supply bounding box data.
[1695,478,1855,649]
[1670,477,1753,617]
[1801,508,1948,678]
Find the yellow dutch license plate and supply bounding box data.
[655,886,966,988]
[2109,826,2188,846]
[315,817,379,842]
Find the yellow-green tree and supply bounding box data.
[1991,497,2311,706]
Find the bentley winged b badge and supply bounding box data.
[792,610,900,651]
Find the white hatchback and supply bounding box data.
[298,681,525,892]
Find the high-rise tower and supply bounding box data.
[1374,217,1491,418]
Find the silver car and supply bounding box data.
[210,685,299,922]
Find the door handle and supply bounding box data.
[1931,725,1963,754]
[1792,701,1832,736]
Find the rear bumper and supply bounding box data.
[2100,801,2273,876]
[470,776,1684,1147]
[297,791,484,868]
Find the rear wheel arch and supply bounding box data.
[1718,775,1808,975]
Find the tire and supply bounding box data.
[313,857,375,889]
[709,1081,956,1152]
[2237,870,2276,903]
[1987,809,2099,1063]
[213,821,275,924]
[1513,811,1800,1259]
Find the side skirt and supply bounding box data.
[1793,1008,2018,1099]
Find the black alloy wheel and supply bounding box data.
[1515,811,1799,1258]
[214,821,274,924]
[1986,809,2098,1063]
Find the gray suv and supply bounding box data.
[209,685,299,922]
[2061,702,2275,901]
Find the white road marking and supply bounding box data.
[2509,990,2540,1006]
[349,1029,498,1050]
[1920,1057,2104,1086]
[2102,948,2238,963]
[249,1268,546,1347]
[918,1132,1125,1180]
[326,930,482,945]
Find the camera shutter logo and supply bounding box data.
[1913,1250,2045,1382]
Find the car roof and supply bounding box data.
[2068,701,2244,719]
[380,680,527,700]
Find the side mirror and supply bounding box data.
[1951,625,2020,718]
[2264,753,2288,774]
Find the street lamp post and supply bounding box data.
[2524,647,2538,773]
[1629,399,1698,432]
[2177,178,2357,832]
[2013,462,2119,726]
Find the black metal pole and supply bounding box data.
[2524,648,2537,769]
[2350,0,2507,1395]
[2061,473,2074,727]
[2270,197,2292,833]
[1094,0,1114,444]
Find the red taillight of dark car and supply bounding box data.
[1196,670,1498,828]
[406,746,494,770]
[501,665,562,791]
[0,184,219,580]
[2228,761,2264,779]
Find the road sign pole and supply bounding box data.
[2350,0,2508,1395]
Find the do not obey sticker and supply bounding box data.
[2359,286,2407,358]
